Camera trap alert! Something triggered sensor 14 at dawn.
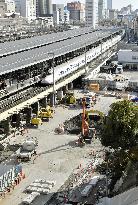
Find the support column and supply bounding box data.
[57,90,63,100]
[68,82,73,90]
[63,85,68,95]
[100,40,103,60]
[25,107,32,125]
[2,117,11,136]
[50,93,56,107]
[16,113,21,128]
[41,97,47,108]
[32,102,40,114]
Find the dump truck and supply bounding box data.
[16,138,37,161]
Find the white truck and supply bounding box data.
[16,138,37,161]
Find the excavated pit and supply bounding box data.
[0,143,20,163]
[64,114,82,134]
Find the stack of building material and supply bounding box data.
[25,179,56,195]
[22,192,40,204]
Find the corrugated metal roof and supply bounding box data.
[0,27,95,57]
[0,28,119,75]
[0,164,14,177]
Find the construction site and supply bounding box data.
[0,28,137,205]
[0,80,137,205]
[0,85,121,205]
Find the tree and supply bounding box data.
[101,100,138,149]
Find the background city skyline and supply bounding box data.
[52,0,138,10]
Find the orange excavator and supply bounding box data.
[82,97,89,137]
[77,98,92,146]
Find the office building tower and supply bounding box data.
[20,0,36,20]
[67,1,85,22]
[107,0,112,10]
[85,0,98,28]
[64,9,70,24]
[53,4,64,23]
[0,0,15,16]
[38,0,52,17]
[109,9,117,20]
[14,0,21,13]
[98,0,107,21]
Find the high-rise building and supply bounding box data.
[14,0,21,13]
[20,0,36,20]
[98,0,107,21]
[53,10,59,25]
[109,9,117,20]
[64,9,70,24]
[53,4,64,23]
[0,0,6,16]
[133,17,138,39]
[85,0,98,28]
[38,0,52,17]
[5,0,15,13]
[107,0,112,10]
[0,0,15,16]
[67,1,85,22]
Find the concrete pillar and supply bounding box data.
[68,82,73,90]
[63,85,68,95]
[41,97,47,108]
[32,102,40,114]
[101,41,103,54]
[16,113,21,128]
[25,107,32,125]
[2,117,11,136]
[57,90,63,100]
[50,93,56,107]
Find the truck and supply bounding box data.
[16,138,37,161]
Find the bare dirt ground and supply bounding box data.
[0,90,118,205]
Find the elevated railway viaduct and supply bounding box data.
[0,27,125,135]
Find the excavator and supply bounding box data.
[31,114,42,127]
[78,98,104,146]
[38,106,54,120]
[62,92,76,105]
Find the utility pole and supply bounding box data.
[84,43,87,75]
[48,52,55,106]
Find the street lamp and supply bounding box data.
[48,52,55,106]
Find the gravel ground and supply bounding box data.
[123,71,138,81]
[0,90,119,205]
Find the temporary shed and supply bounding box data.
[0,165,15,192]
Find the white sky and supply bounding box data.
[52,0,138,10]
[112,0,138,10]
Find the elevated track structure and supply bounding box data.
[0,27,125,123]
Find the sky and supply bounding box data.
[52,0,138,10]
[112,0,138,10]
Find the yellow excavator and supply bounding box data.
[31,114,42,127]
[85,110,104,123]
[38,106,54,120]
[62,92,76,105]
